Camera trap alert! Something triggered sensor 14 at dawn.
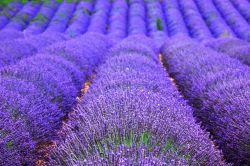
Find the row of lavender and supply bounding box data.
[0,0,250,41]
[49,35,228,165]
[0,33,111,165]
[161,35,250,165]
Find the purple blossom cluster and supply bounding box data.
[161,35,250,165]
[50,35,227,165]
[45,1,76,33]
[0,32,66,67]
[178,0,213,40]
[213,0,250,41]
[145,0,168,49]
[162,0,188,36]
[128,0,147,36]
[24,0,60,35]
[194,0,235,38]
[4,2,41,31]
[0,33,111,165]
[87,0,111,34]
[0,29,24,41]
[65,1,93,37]
[107,0,128,43]
[0,2,22,29]
[204,37,250,66]
[230,0,250,24]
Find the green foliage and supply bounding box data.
[156,18,163,31]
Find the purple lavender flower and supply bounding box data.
[161,35,250,165]
[50,35,227,166]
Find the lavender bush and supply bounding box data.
[178,0,213,40]
[107,0,128,43]
[0,33,111,165]
[128,0,147,35]
[24,0,59,35]
[65,1,93,37]
[4,1,41,31]
[194,0,235,38]
[87,0,111,34]
[50,35,227,166]
[213,0,250,41]
[204,37,250,66]
[45,0,76,33]
[161,35,250,165]
[162,0,188,36]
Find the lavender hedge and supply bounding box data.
[65,1,93,37]
[107,0,128,43]
[24,0,59,35]
[204,37,250,66]
[230,0,250,24]
[0,29,24,40]
[213,0,250,41]
[178,0,213,40]
[45,1,76,32]
[146,0,168,49]
[4,2,41,31]
[194,0,235,38]
[0,33,111,165]
[0,2,22,29]
[128,0,147,36]
[161,35,250,165]
[50,35,227,166]
[0,32,66,67]
[87,0,111,34]
[162,0,189,36]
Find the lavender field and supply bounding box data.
[0,0,249,165]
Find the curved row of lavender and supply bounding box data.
[4,1,41,31]
[45,1,76,33]
[107,0,128,43]
[146,0,168,49]
[213,0,250,41]
[50,35,227,165]
[204,37,250,66]
[0,33,111,165]
[87,0,111,34]
[128,0,147,36]
[194,0,235,38]
[65,1,93,37]
[161,35,250,165]
[24,0,60,35]
[162,0,188,36]
[178,0,213,40]
[1,0,250,41]
[0,2,23,29]
[0,32,67,68]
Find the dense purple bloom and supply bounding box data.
[107,0,128,43]
[4,2,41,31]
[0,2,22,29]
[230,0,250,24]
[87,0,111,34]
[45,1,76,33]
[65,1,93,37]
[24,1,60,35]
[178,0,213,40]
[0,39,37,67]
[0,29,24,40]
[162,0,189,36]
[194,0,235,38]
[51,35,226,165]
[213,0,250,41]
[0,33,111,165]
[204,37,250,66]
[128,0,147,35]
[161,35,250,165]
